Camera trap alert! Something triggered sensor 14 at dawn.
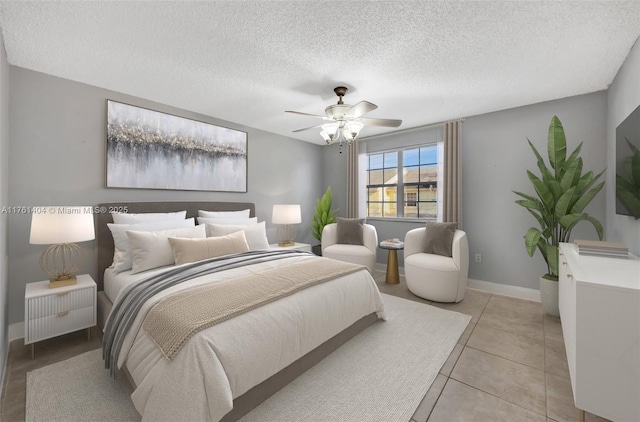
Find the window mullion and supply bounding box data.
[397,150,404,218]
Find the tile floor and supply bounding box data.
[0,272,611,422]
[372,272,610,422]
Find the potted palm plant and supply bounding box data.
[311,186,338,255]
[514,116,605,316]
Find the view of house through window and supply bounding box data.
[366,144,439,219]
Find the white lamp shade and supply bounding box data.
[272,204,301,225]
[29,206,95,245]
[343,121,364,141]
[319,130,331,143]
[321,123,339,138]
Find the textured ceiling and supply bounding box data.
[1,1,639,144]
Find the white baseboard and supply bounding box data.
[467,278,540,303]
[375,264,540,303]
[9,321,23,342]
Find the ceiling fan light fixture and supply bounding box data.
[322,123,339,137]
[319,130,331,144]
[343,121,364,142]
[286,86,402,150]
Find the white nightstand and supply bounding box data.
[269,242,312,253]
[24,274,97,358]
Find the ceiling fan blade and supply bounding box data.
[359,117,403,127]
[346,101,377,118]
[292,123,325,133]
[285,110,329,119]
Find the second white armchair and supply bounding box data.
[404,227,469,303]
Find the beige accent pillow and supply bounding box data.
[424,222,458,257]
[336,217,364,245]
[169,230,250,265]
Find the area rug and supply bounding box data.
[25,347,139,421]
[26,294,470,422]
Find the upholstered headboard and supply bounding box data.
[95,201,255,291]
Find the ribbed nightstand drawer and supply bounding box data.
[27,286,94,320]
[25,306,95,344]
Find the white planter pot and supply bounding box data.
[540,276,560,317]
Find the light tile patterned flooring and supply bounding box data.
[372,271,610,422]
[0,272,611,421]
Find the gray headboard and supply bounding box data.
[95,201,255,291]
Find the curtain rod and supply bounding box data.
[360,118,465,142]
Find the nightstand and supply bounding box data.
[24,274,97,359]
[269,242,312,253]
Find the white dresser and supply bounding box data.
[558,243,640,422]
[24,274,97,357]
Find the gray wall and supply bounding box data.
[321,142,348,228]
[464,92,607,289]
[0,31,9,389]
[607,36,640,255]
[328,92,608,291]
[7,67,323,325]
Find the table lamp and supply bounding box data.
[29,206,95,288]
[272,204,301,247]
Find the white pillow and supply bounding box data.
[198,209,251,219]
[108,218,195,273]
[197,216,258,226]
[205,221,270,251]
[169,230,250,265]
[112,210,187,224]
[127,225,206,274]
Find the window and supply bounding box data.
[366,144,439,219]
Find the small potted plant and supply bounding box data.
[513,116,605,316]
[311,186,338,255]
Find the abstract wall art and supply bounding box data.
[106,100,247,192]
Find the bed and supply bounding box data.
[95,201,386,421]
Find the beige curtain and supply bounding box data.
[346,141,359,218]
[443,120,462,228]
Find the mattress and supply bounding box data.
[106,252,386,421]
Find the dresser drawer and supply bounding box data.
[26,286,94,320]
[25,306,95,344]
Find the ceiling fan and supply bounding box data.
[286,86,402,145]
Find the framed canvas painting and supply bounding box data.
[106,100,247,192]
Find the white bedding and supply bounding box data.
[104,265,173,304]
[107,253,387,422]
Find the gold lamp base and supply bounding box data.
[276,224,298,248]
[49,275,77,289]
[40,243,82,289]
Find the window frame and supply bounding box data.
[364,142,441,221]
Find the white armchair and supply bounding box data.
[404,228,469,303]
[321,223,378,273]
